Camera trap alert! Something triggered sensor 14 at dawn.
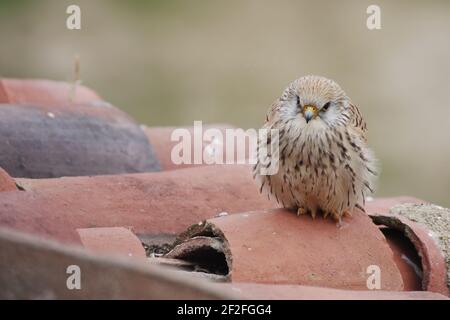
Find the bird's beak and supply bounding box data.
[303,105,317,123]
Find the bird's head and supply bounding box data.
[275,75,351,129]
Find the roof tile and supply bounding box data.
[1,165,274,244]
[77,227,146,259]
[169,205,405,291]
[0,167,17,192]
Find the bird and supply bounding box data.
[253,75,377,224]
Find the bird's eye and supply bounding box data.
[321,102,331,111]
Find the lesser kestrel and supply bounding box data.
[253,75,377,223]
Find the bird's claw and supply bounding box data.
[343,210,352,218]
[297,207,306,216]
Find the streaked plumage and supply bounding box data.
[253,75,377,223]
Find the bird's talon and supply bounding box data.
[332,212,340,222]
[297,207,306,216]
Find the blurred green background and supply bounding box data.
[1,0,450,206]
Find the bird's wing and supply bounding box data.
[265,99,282,123]
[348,103,368,141]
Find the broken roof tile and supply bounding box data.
[2,222,448,299]
[0,226,230,299]
[380,226,423,291]
[168,206,405,291]
[371,212,449,296]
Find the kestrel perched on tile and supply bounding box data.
[253,75,377,224]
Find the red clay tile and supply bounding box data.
[0,103,160,178]
[144,124,250,171]
[0,167,17,192]
[214,282,448,300]
[77,227,146,259]
[1,165,274,244]
[170,206,404,291]
[363,196,448,296]
[0,226,231,299]
[0,78,160,177]
[360,197,427,292]
[380,227,423,291]
[0,78,101,107]
[371,213,448,296]
[1,225,447,300]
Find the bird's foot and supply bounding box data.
[310,208,317,219]
[333,211,350,228]
[297,207,306,216]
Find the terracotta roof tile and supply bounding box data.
[371,211,448,296]
[0,167,17,192]
[0,79,448,299]
[168,207,404,291]
[77,227,147,260]
[1,165,274,244]
[0,227,230,299]
[0,78,101,107]
[0,78,160,178]
[213,283,448,300]
[143,124,246,171]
